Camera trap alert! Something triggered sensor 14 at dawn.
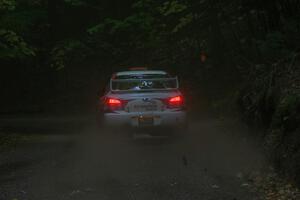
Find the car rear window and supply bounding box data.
[111,77,178,91]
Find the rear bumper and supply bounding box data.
[103,111,187,128]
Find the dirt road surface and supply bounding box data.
[0,115,265,200]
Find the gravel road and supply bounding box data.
[0,115,265,200]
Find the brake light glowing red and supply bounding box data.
[169,96,182,103]
[168,96,183,107]
[107,98,121,106]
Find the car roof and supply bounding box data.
[115,70,167,76]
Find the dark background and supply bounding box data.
[1,0,300,184]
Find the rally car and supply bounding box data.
[98,69,187,134]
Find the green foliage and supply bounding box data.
[238,53,300,183]
[87,23,105,35]
[50,39,91,70]
[257,31,291,62]
[0,0,46,60]
[172,13,194,33]
[0,0,16,11]
[86,1,162,65]
[272,94,300,132]
[159,1,187,16]
[0,29,35,59]
[265,93,300,180]
[0,9,47,33]
[1,0,299,69]
[64,0,87,6]
[88,6,155,35]
[132,0,153,9]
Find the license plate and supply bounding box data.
[134,104,158,111]
[138,116,154,126]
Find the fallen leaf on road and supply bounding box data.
[84,188,95,192]
[211,184,220,189]
[170,182,178,186]
[241,183,250,187]
[236,172,243,179]
[70,190,83,196]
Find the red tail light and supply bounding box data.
[168,95,183,107]
[106,98,122,106]
[105,98,122,112]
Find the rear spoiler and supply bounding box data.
[110,77,179,92]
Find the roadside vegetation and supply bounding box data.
[0,131,29,152]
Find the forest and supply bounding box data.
[1,0,300,185]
